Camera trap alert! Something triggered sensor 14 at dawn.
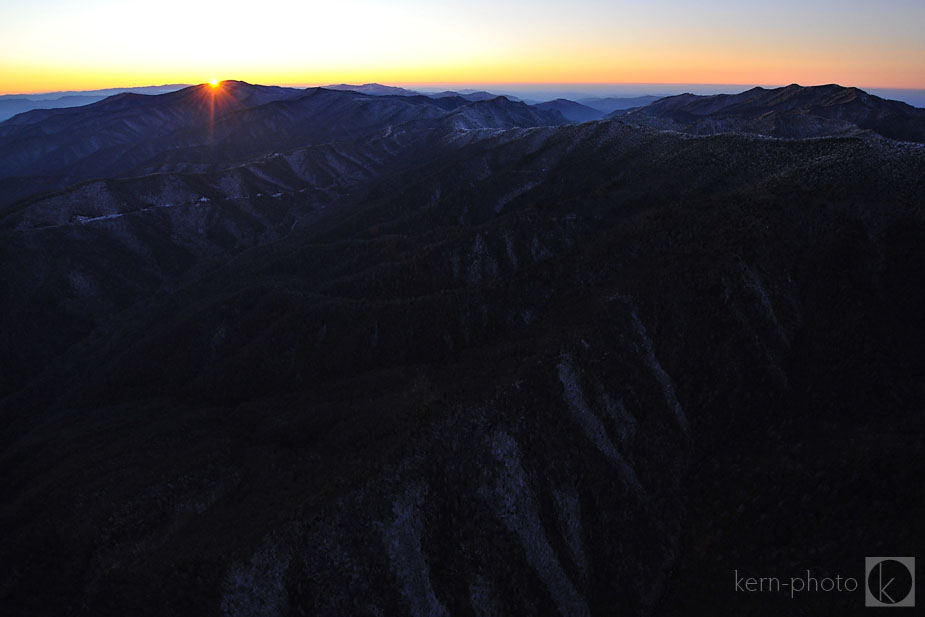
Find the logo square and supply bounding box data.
[866,557,915,607]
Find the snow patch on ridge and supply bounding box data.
[557,355,641,489]
[481,431,591,617]
[629,310,689,433]
[221,534,291,617]
[381,485,448,617]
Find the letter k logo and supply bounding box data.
[866,557,915,607]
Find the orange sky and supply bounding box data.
[1,0,923,95]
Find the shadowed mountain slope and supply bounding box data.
[1,106,923,616]
[0,79,923,617]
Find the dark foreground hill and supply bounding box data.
[0,82,923,617]
[615,83,925,142]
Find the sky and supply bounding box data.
[1,0,923,95]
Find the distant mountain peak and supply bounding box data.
[534,98,604,123]
[325,83,421,97]
[618,83,925,142]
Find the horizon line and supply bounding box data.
[3,80,925,98]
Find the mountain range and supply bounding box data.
[0,84,189,121]
[1,81,923,617]
[0,82,564,209]
[0,82,670,123]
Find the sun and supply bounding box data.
[209,79,219,87]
